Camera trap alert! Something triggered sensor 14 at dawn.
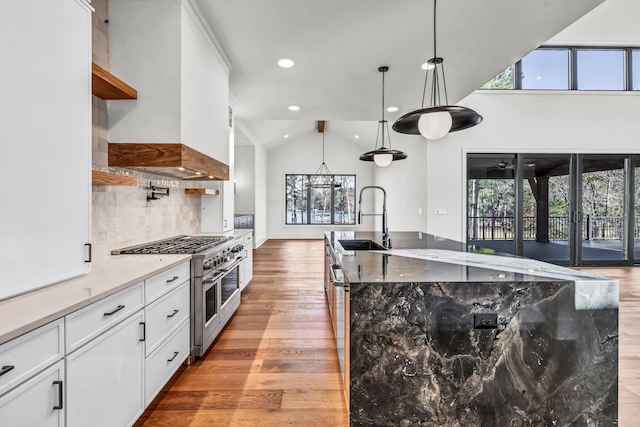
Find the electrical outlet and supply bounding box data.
[418,208,423,215]
[434,208,447,215]
[474,313,498,329]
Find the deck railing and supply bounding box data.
[468,215,640,240]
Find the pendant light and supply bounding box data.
[360,66,407,167]
[308,121,341,188]
[392,0,482,140]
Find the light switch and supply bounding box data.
[434,208,447,215]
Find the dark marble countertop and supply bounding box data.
[326,231,616,293]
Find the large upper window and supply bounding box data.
[633,50,640,90]
[521,48,570,90]
[576,49,625,90]
[285,174,356,225]
[482,46,638,91]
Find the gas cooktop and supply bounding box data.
[111,235,232,255]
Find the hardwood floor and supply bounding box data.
[135,239,349,427]
[135,240,639,426]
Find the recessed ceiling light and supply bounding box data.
[278,58,294,68]
[284,134,290,138]
[387,106,399,112]
[354,135,360,139]
[288,105,300,111]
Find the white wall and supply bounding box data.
[426,90,640,241]
[369,135,429,232]
[235,145,256,214]
[254,144,268,246]
[267,133,378,239]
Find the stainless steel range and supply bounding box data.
[112,235,247,358]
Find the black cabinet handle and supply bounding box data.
[53,380,63,410]
[167,351,179,362]
[103,305,125,316]
[166,276,179,283]
[85,243,92,263]
[140,322,146,342]
[0,365,15,377]
[167,309,179,318]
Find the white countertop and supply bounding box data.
[0,254,191,345]
[385,248,619,310]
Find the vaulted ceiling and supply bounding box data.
[194,0,605,149]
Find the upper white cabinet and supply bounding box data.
[0,0,92,300]
[108,0,231,165]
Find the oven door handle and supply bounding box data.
[220,257,243,273]
[203,272,223,287]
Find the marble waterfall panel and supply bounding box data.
[349,281,618,426]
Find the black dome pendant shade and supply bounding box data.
[392,0,482,139]
[360,66,407,167]
[392,105,483,135]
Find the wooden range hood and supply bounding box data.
[108,143,229,180]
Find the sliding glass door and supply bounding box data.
[467,153,636,266]
[630,155,640,263]
[467,154,516,256]
[578,155,629,263]
[521,154,572,263]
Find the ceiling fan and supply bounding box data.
[485,160,535,178]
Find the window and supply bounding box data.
[481,46,637,92]
[633,50,640,90]
[481,65,515,89]
[285,174,356,225]
[577,49,625,90]
[521,48,569,89]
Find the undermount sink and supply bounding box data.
[338,239,387,251]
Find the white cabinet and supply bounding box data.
[201,178,235,232]
[0,319,64,397]
[243,234,254,287]
[145,262,190,305]
[239,260,247,291]
[0,0,92,300]
[0,360,65,427]
[1,261,192,427]
[145,282,189,356]
[145,318,189,405]
[65,283,144,353]
[109,0,230,164]
[66,311,145,427]
[143,263,190,405]
[0,320,65,427]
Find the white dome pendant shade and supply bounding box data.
[417,110,452,140]
[373,151,393,167]
[392,0,482,140]
[359,66,407,167]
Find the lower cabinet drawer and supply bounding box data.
[145,262,190,305]
[145,318,189,405]
[145,282,189,356]
[0,319,64,397]
[65,282,144,353]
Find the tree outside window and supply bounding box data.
[285,174,355,225]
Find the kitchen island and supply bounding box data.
[325,231,618,426]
